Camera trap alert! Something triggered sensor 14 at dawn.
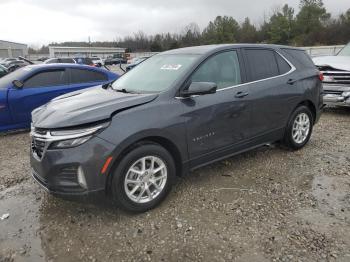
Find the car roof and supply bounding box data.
[23,63,118,76]
[161,44,303,55]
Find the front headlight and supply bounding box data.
[49,122,109,149]
[50,136,92,149]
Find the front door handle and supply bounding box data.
[235,91,249,98]
[287,79,297,85]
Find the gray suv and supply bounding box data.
[30,44,323,212]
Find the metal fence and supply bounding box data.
[302,45,345,57]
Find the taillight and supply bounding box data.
[319,72,324,81]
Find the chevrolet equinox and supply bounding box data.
[30,44,323,212]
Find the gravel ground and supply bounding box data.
[0,107,350,262]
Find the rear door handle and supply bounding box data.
[235,91,249,98]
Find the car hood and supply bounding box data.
[32,86,158,129]
[312,56,350,71]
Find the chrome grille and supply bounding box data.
[321,70,350,85]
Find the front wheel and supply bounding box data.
[111,143,175,212]
[283,105,313,150]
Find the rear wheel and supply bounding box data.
[111,143,175,212]
[283,105,313,150]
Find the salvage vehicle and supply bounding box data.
[313,42,350,106]
[0,64,118,132]
[30,44,323,212]
[0,65,8,78]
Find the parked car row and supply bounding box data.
[0,58,31,72]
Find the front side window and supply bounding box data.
[191,50,241,90]
[23,70,67,88]
[112,54,199,93]
[245,49,279,81]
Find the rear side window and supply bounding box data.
[191,50,241,90]
[70,68,107,84]
[23,70,67,88]
[275,53,291,74]
[244,49,279,81]
[282,49,315,69]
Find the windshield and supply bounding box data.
[112,54,199,93]
[338,43,350,56]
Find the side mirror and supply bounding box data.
[12,80,24,89]
[181,82,217,97]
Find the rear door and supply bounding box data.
[8,68,70,124]
[242,48,295,138]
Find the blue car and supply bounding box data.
[0,63,118,132]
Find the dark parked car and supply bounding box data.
[30,44,323,212]
[0,64,8,78]
[0,64,118,132]
[105,57,127,65]
[44,57,76,64]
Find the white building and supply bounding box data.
[49,46,125,58]
[0,40,28,58]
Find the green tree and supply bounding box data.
[294,0,330,45]
[239,17,258,43]
[267,4,295,44]
[202,16,240,44]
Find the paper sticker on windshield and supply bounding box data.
[160,64,182,70]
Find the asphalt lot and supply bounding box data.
[0,107,350,262]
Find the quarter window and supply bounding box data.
[70,69,107,84]
[191,51,241,90]
[275,53,291,74]
[245,49,279,81]
[23,70,67,88]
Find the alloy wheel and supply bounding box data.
[292,112,310,144]
[124,156,167,204]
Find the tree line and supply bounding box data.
[30,0,350,54]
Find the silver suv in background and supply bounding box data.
[313,43,350,107]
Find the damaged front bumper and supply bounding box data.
[323,84,350,106]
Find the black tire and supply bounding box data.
[283,105,313,150]
[111,143,175,212]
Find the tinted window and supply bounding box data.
[191,51,241,90]
[282,49,315,69]
[275,53,291,74]
[23,70,67,88]
[70,69,107,84]
[245,49,279,81]
[59,58,75,63]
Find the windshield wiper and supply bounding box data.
[115,88,131,93]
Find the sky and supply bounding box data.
[0,0,349,47]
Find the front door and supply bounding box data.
[8,69,70,125]
[181,50,251,165]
